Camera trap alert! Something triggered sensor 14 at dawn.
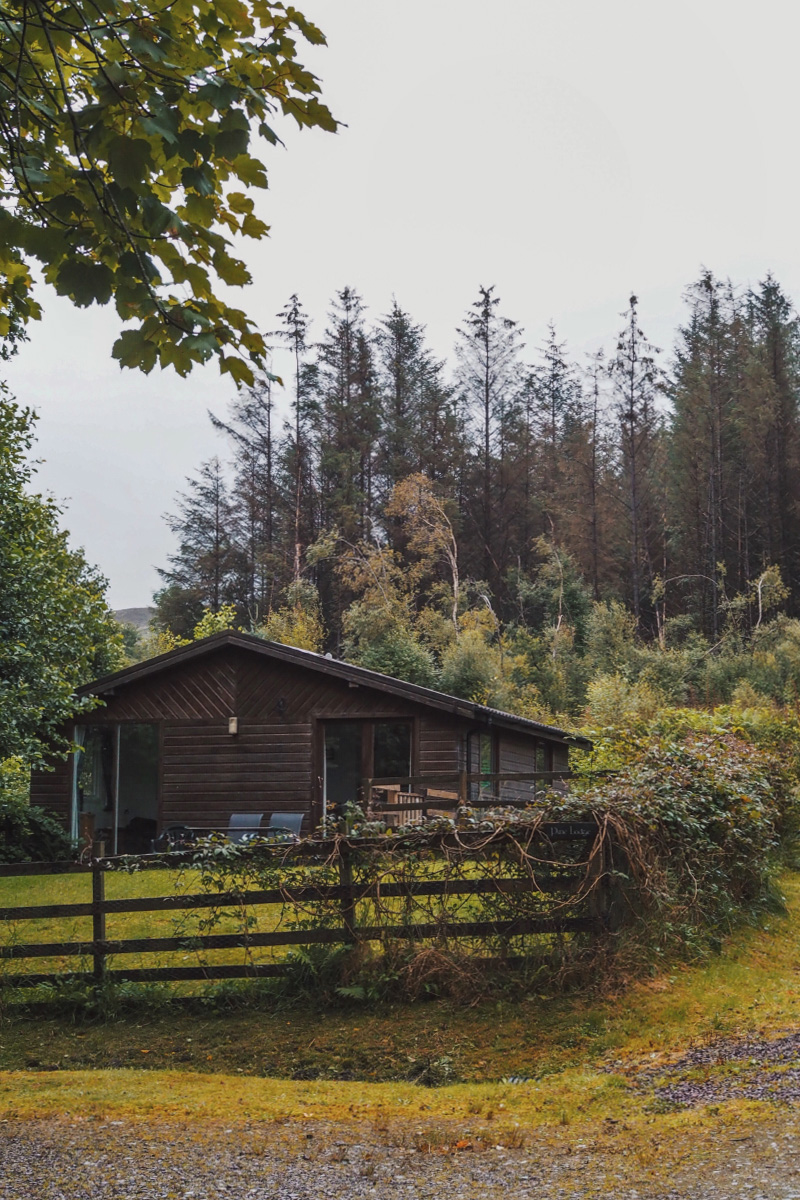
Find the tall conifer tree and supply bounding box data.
[609,295,664,627]
[455,285,523,588]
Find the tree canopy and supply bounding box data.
[0,0,336,382]
[0,387,122,767]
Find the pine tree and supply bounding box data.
[746,275,800,603]
[455,285,523,588]
[609,295,664,628]
[210,375,284,621]
[157,457,236,632]
[669,273,741,636]
[316,287,380,542]
[375,301,463,511]
[275,294,317,582]
[525,323,583,544]
[553,350,620,601]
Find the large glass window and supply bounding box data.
[373,722,412,781]
[76,726,115,833]
[117,724,159,853]
[324,722,363,816]
[72,723,159,853]
[479,732,494,796]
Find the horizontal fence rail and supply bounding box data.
[0,820,607,990]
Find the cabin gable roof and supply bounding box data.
[79,631,592,749]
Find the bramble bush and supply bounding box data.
[162,704,800,1000]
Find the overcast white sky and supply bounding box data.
[5,0,800,609]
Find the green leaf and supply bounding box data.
[106,137,153,190]
[219,355,254,385]
[226,191,253,215]
[112,328,158,373]
[183,331,219,357]
[55,259,114,307]
[140,197,180,237]
[241,212,268,238]
[215,127,250,160]
[183,192,216,227]
[140,108,181,146]
[212,252,250,286]
[127,28,171,62]
[181,165,216,197]
[231,155,268,188]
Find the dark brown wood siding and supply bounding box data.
[498,733,538,803]
[234,648,414,722]
[552,742,569,772]
[88,650,236,722]
[418,716,461,779]
[30,755,71,824]
[161,720,313,832]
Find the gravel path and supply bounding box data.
[7,1035,800,1198]
[630,1032,800,1108]
[3,1113,800,1199]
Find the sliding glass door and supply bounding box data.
[72,723,159,853]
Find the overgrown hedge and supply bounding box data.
[0,799,72,864]
[156,708,800,1000]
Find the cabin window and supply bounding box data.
[479,732,494,796]
[324,722,363,815]
[373,721,412,781]
[76,726,115,831]
[117,724,159,852]
[465,730,496,802]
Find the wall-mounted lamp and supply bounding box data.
[276,697,287,718]
[228,716,239,735]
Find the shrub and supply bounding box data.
[0,760,72,862]
[571,713,798,959]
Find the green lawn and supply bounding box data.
[0,866,291,977]
[0,860,578,981]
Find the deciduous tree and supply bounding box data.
[0,0,336,381]
[0,388,121,767]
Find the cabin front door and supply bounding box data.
[323,722,363,818]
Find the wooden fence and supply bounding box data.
[0,822,606,990]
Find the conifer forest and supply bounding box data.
[154,269,800,721]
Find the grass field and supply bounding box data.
[0,871,799,1083]
[1,873,800,1192]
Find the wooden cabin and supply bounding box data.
[30,631,591,853]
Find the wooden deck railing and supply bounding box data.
[363,769,610,818]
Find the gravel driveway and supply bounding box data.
[6,1033,800,1198]
[3,1112,800,1200]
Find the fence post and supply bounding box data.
[91,842,106,985]
[587,823,611,934]
[338,841,356,945]
[458,769,468,808]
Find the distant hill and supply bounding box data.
[114,607,155,631]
